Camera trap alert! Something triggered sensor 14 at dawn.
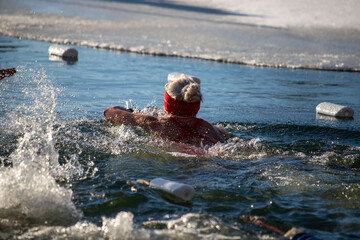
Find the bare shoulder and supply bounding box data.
[133,113,159,123]
[199,119,228,141]
[199,119,218,131]
[133,113,164,130]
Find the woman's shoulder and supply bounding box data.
[198,118,228,141]
[197,118,215,129]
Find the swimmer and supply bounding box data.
[103,74,227,148]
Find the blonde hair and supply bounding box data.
[165,74,202,103]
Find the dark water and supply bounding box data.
[1,35,360,239]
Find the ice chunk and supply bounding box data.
[150,177,196,201]
[316,102,354,118]
[48,45,78,59]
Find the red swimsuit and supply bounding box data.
[170,118,218,145]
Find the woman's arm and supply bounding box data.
[103,106,135,125]
[103,106,160,132]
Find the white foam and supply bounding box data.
[0,166,81,225]
[19,212,243,239]
[102,212,135,239]
[208,137,266,160]
[17,222,102,239]
[143,213,242,239]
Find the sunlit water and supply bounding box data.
[1,35,360,239]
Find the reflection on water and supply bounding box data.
[49,55,78,65]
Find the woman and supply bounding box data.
[103,74,227,148]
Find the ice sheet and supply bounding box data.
[182,0,360,30]
[0,0,359,71]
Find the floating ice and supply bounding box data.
[48,44,78,59]
[316,102,354,118]
[150,177,196,201]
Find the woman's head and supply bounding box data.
[164,74,202,117]
[165,74,202,103]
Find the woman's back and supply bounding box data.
[156,116,225,147]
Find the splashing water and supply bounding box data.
[0,68,83,231]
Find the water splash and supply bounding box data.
[102,211,136,239]
[142,213,243,239]
[0,68,83,229]
[207,137,266,160]
[7,68,84,180]
[18,212,245,239]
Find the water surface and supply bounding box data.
[0,35,360,239]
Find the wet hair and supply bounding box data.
[165,74,202,103]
